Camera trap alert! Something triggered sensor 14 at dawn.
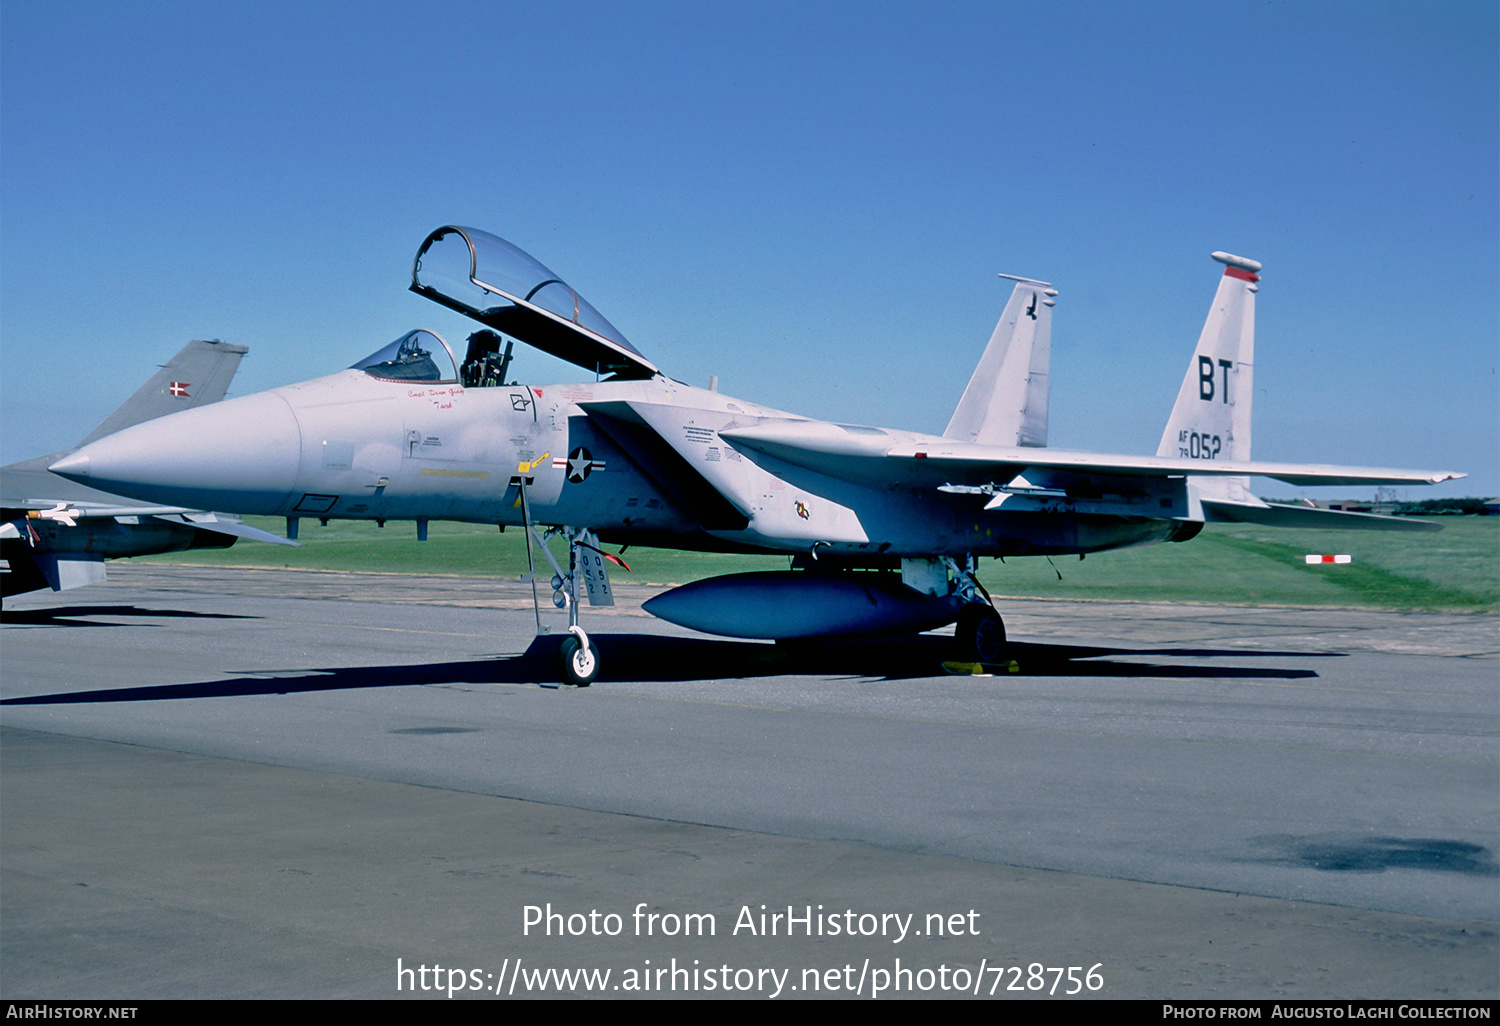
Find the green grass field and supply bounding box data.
[138,515,1499,613]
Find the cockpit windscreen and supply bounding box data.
[351,329,458,382]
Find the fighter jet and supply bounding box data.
[2,339,294,603]
[48,226,1463,682]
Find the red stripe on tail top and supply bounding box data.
[1224,266,1260,283]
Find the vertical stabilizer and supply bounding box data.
[78,339,248,446]
[1157,252,1259,504]
[944,275,1056,448]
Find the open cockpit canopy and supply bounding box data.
[351,328,458,383]
[410,225,657,380]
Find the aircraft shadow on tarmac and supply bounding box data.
[0,605,259,628]
[1,633,1330,706]
[1250,834,1499,878]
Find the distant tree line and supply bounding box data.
[1261,497,1495,515]
[1391,497,1495,516]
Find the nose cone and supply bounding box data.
[49,390,302,514]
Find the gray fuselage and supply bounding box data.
[56,368,1187,560]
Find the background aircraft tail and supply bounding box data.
[2,338,257,603]
[1157,252,1259,503]
[77,339,247,447]
[943,275,1056,448]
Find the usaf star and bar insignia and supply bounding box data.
[554,446,607,484]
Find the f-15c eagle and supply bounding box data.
[48,227,1462,683]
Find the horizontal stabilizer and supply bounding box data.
[1201,499,1442,532]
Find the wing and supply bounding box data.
[717,421,1463,490]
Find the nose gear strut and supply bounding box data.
[515,474,607,686]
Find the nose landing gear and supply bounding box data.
[516,476,613,687]
[559,624,599,687]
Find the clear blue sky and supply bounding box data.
[3,0,1495,497]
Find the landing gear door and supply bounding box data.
[576,529,614,607]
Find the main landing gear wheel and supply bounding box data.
[558,626,599,687]
[955,604,1007,664]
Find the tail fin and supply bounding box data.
[944,275,1056,448]
[77,339,247,447]
[1157,252,1259,501]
